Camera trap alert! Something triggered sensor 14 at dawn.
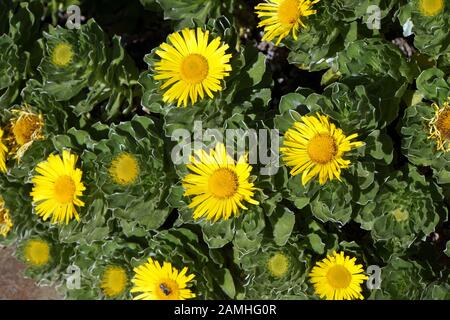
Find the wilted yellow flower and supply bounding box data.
[0,128,8,173]
[6,107,44,161]
[0,197,13,237]
[428,98,450,152]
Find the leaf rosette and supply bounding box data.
[140,17,272,137]
[274,82,393,224]
[355,166,445,254]
[15,234,74,286]
[369,257,427,299]
[63,239,140,300]
[1,91,70,182]
[51,116,174,237]
[397,0,449,59]
[421,278,450,300]
[238,235,310,299]
[286,1,401,71]
[38,19,139,120]
[401,68,450,184]
[324,39,420,124]
[0,2,43,107]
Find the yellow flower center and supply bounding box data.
[208,168,238,198]
[12,113,43,146]
[109,153,140,185]
[436,109,450,140]
[51,43,74,67]
[419,0,444,16]
[392,208,409,222]
[326,265,352,289]
[267,253,289,278]
[24,239,50,267]
[278,0,300,25]
[180,54,209,84]
[155,279,180,300]
[53,175,76,204]
[101,266,128,297]
[307,134,337,164]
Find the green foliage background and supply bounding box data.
[0,0,449,300]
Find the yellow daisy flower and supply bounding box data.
[154,28,232,107]
[23,239,51,267]
[182,143,259,221]
[0,197,13,237]
[109,152,140,186]
[131,257,196,300]
[255,0,319,45]
[309,251,368,300]
[419,0,445,16]
[30,150,86,224]
[6,107,45,160]
[100,266,128,298]
[51,42,74,67]
[280,113,363,185]
[428,98,450,152]
[0,128,8,173]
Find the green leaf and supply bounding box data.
[272,209,295,246]
[218,268,236,299]
[416,68,450,103]
[202,219,234,249]
[307,233,325,254]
